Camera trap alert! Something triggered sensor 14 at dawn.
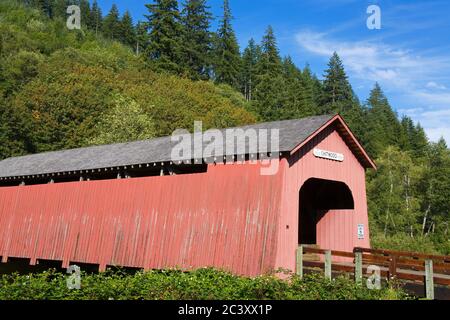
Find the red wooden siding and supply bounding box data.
[0,119,373,275]
[275,123,371,270]
[316,209,355,260]
[0,163,283,275]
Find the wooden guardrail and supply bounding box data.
[296,246,450,300]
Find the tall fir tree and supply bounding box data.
[30,0,52,18]
[181,0,213,80]
[212,0,241,89]
[145,0,184,73]
[399,116,414,151]
[300,64,320,116]
[253,26,285,121]
[119,11,136,48]
[257,25,282,76]
[279,56,304,119]
[102,4,121,40]
[365,83,403,158]
[89,0,103,35]
[321,52,354,114]
[51,0,68,20]
[79,0,91,29]
[135,21,149,56]
[411,123,429,159]
[241,39,260,101]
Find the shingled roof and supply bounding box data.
[0,114,375,179]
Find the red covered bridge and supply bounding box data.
[0,114,375,275]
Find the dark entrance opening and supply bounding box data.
[298,178,354,245]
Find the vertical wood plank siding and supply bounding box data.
[0,121,372,274]
[276,123,371,269]
[0,163,282,275]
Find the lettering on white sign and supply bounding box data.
[358,224,365,240]
[313,149,344,162]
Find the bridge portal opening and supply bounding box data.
[298,178,354,245]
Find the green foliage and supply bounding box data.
[0,268,410,300]
[87,94,156,146]
[320,52,354,114]
[371,233,449,255]
[145,0,185,73]
[365,83,403,158]
[367,143,450,254]
[2,0,449,256]
[0,1,256,158]
[118,11,137,49]
[241,38,260,101]
[212,0,241,89]
[181,0,213,80]
[367,146,423,237]
[102,4,121,40]
[88,0,103,35]
[252,26,286,121]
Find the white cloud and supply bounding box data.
[414,92,450,106]
[294,30,448,89]
[423,127,450,143]
[295,30,450,143]
[426,81,447,90]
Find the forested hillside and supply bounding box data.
[0,0,448,254]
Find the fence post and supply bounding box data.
[296,246,303,279]
[355,252,363,285]
[425,260,434,300]
[388,255,398,281]
[325,250,332,280]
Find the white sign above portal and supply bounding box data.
[313,148,344,162]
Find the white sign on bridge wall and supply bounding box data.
[357,224,365,240]
[313,148,344,162]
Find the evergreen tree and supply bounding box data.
[79,0,91,29]
[135,21,149,56]
[365,83,403,158]
[279,56,305,119]
[145,0,184,73]
[212,0,241,88]
[399,116,414,151]
[321,52,354,114]
[31,0,52,18]
[181,0,212,80]
[241,39,260,101]
[253,26,285,121]
[257,26,282,76]
[119,11,136,48]
[51,0,68,20]
[419,138,450,237]
[411,123,429,159]
[89,0,103,35]
[102,4,121,40]
[300,64,320,116]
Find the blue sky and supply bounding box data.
[96,0,450,143]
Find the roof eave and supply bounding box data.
[289,114,377,170]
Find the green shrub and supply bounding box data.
[371,233,450,255]
[0,268,412,300]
